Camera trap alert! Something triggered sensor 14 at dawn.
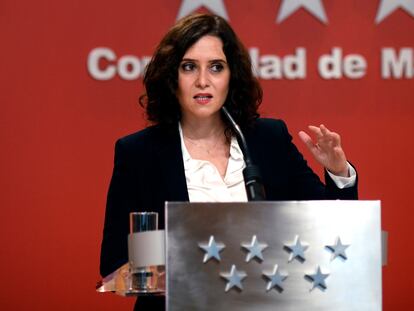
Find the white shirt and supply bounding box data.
[179,124,248,202]
[178,124,356,203]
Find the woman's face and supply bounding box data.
[176,35,230,124]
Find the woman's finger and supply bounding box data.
[308,125,323,138]
[298,131,315,150]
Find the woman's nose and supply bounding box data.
[195,69,209,88]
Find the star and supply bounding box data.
[325,237,350,261]
[276,0,328,24]
[284,235,309,263]
[305,266,330,291]
[241,235,268,262]
[176,0,229,21]
[220,264,247,292]
[198,236,225,263]
[262,264,288,292]
[376,0,414,24]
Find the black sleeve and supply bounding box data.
[323,163,358,199]
[100,139,135,277]
[100,138,166,309]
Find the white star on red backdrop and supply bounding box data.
[376,0,414,24]
[276,0,328,24]
[176,0,229,21]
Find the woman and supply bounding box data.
[100,13,357,309]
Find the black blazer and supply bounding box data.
[100,118,358,306]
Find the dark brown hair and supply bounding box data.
[139,13,262,128]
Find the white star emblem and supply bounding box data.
[220,264,247,292]
[305,266,330,291]
[262,264,288,292]
[198,235,225,263]
[241,235,268,262]
[326,237,350,261]
[376,0,414,24]
[177,0,229,21]
[276,0,328,24]
[284,235,309,262]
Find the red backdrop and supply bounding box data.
[1,0,413,309]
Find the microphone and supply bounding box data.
[221,106,266,201]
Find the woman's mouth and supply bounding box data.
[194,94,213,104]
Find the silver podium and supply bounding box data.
[165,201,382,311]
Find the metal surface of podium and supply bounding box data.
[165,201,382,311]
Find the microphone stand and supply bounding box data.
[221,107,266,201]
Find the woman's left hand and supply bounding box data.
[298,124,349,177]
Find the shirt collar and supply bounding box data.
[229,136,244,161]
[178,122,192,163]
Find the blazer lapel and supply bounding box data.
[153,124,189,202]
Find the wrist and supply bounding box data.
[327,165,349,177]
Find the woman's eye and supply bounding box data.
[210,63,224,72]
[181,63,195,71]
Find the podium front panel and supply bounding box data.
[165,201,381,311]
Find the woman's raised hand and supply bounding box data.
[298,124,349,177]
